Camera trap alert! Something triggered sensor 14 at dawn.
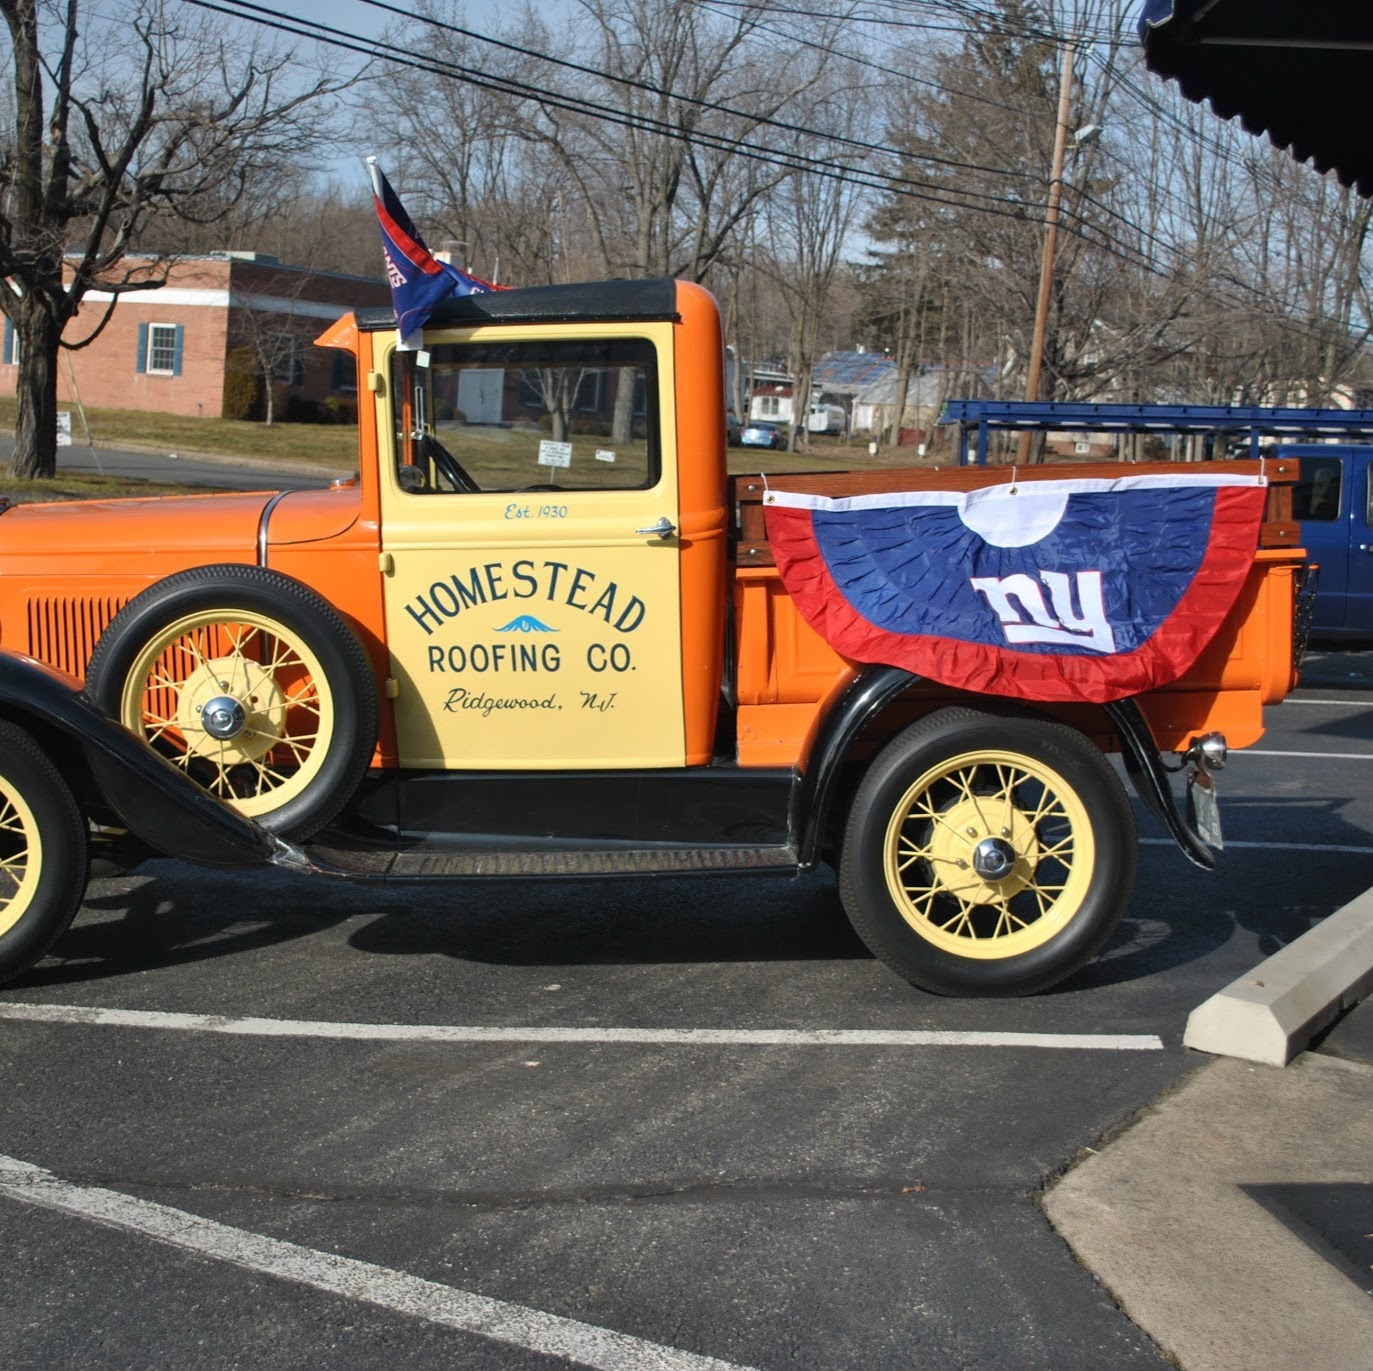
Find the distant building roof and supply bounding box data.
[813,351,896,393]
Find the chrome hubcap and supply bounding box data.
[971,836,1018,881]
[200,694,247,741]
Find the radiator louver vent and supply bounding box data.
[25,596,126,681]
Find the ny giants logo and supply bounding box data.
[969,571,1116,655]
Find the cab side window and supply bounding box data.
[1292,457,1342,522]
[392,337,658,495]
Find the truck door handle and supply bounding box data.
[635,517,676,539]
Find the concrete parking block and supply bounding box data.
[1183,886,1373,1066]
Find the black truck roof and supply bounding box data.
[355,277,680,332]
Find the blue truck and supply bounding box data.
[1286,444,1373,640]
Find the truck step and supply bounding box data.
[383,844,800,879]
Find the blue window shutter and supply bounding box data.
[3,318,12,366]
[172,325,184,377]
[136,322,148,374]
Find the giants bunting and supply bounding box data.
[762,473,1269,704]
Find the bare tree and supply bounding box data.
[0,0,352,477]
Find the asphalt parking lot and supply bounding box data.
[1,649,1371,1370]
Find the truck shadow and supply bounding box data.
[1071,795,1373,990]
[25,864,366,988]
[28,865,869,989]
[24,798,1372,990]
[343,869,868,966]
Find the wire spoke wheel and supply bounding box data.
[884,749,1093,959]
[119,609,334,820]
[0,772,42,937]
[0,722,86,984]
[86,565,378,839]
[840,707,1136,997]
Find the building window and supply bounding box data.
[147,324,178,374]
[761,395,780,417]
[137,322,183,377]
[575,369,606,413]
[330,350,357,394]
[267,333,304,386]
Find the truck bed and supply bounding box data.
[725,459,1305,765]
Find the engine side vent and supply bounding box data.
[25,596,127,682]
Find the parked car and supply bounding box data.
[741,421,786,449]
[726,411,743,445]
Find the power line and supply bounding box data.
[195,0,1072,228]
[178,0,1370,356]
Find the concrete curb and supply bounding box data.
[1183,887,1373,1066]
[1044,1053,1373,1371]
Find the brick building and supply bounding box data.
[0,253,389,420]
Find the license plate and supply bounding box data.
[1187,766,1223,850]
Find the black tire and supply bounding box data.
[0,722,88,984]
[86,564,378,840]
[838,707,1137,997]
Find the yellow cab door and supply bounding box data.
[376,322,686,769]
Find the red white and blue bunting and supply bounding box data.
[763,473,1268,703]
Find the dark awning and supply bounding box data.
[1139,1,1373,196]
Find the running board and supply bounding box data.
[322,844,802,879]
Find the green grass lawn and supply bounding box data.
[0,396,357,467]
[1,395,945,494]
[0,472,212,503]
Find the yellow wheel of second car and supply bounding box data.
[117,608,334,819]
[86,565,378,839]
[840,707,1136,997]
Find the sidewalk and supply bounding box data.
[1045,998,1373,1371]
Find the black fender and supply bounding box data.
[1103,696,1216,870]
[791,667,1214,873]
[0,648,288,869]
[794,665,920,868]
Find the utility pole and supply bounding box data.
[1018,40,1076,465]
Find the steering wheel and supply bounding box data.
[516,484,564,492]
[420,433,479,493]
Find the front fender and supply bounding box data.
[0,648,281,868]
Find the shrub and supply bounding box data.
[222,348,262,421]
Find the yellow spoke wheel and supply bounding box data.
[0,722,87,985]
[839,707,1136,997]
[86,565,378,839]
[0,772,42,936]
[117,609,334,820]
[884,749,1094,959]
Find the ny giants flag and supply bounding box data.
[763,472,1269,704]
[368,158,499,348]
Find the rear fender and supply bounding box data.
[794,665,919,867]
[0,649,283,869]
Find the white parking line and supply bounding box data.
[0,1003,1164,1051]
[1140,838,1373,854]
[1281,699,1372,706]
[0,1154,754,1371]
[1239,749,1373,760]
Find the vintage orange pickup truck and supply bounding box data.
[0,278,1307,995]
